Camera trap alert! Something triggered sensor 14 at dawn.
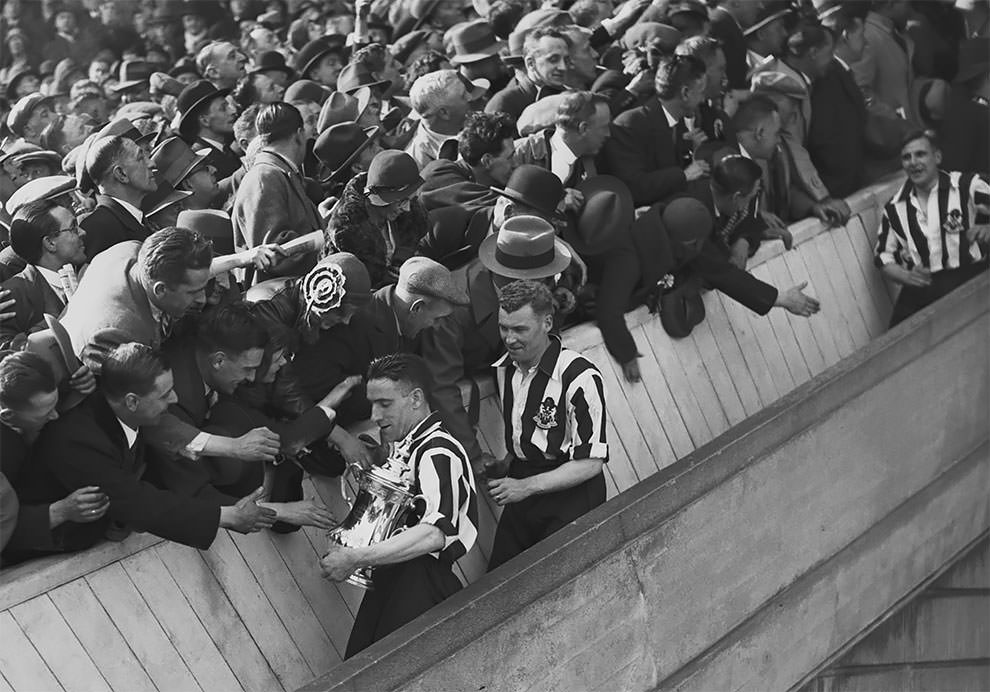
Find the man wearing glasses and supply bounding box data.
[1,198,86,349]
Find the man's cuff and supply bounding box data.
[600,17,618,36]
[316,404,336,422]
[184,432,212,457]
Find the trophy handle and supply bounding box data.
[388,495,428,539]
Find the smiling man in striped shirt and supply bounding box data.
[320,353,478,658]
[487,280,609,571]
[875,130,990,327]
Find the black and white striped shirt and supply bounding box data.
[392,412,478,565]
[875,171,989,272]
[494,337,609,468]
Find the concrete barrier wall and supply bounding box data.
[303,273,989,692]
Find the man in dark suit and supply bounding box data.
[0,351,106,563]
[60,227,213,372]
[175,79,242,181]
[809,3,870,198]
[79,135,157,260]
[709,1,762,94]
[486,27,570,121]
[602,54,711,206]
[20,343,276,553]
[1,199,86,348]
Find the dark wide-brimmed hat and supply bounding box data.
[564,175,635,256]
[479,215,571,280]
[449,20,501,65]
[176,208,234,254]
[490,164,564,218]
[364,150,423,205]
[316,87,371,133]
[150,136,211,187]
[314,121,380,183]
[293,35,348,78]
[336,61,391,95]
[251,50,296,80]
[110,60,154,93]
[174,80,231,136]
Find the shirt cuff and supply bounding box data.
[600,17,618,36]
[184,432,212,458]
[316,404,336,423]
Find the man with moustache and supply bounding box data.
[320,353,478,658]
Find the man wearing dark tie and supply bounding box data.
[79,135,157,260]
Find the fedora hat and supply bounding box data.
[314,121,380,183]
[336,61,391,95]
[110,60,154,93]
[293,36,348,77]
[491,164,564,218]
[479,215,572,280]
[142,184,192,219]
[564,176,635,256]
[449,20,501,65]
[743,1,792,36]
[283,79,332,105]
[251,50,296,80]
[174,80,231,136]
[365,150,423,204]
[151,136,210,187]
[956,37,990,84]
[177,208,234,254]
[316,87,367,133]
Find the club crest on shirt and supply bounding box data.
[943,209,965,234]
[533,397,558,430]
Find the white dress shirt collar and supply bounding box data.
[116,417,139,448]
[110,196,143,224]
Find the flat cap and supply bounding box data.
[4,174,76,215]
[397,256,469,305]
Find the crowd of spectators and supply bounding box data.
[0,0,987,652]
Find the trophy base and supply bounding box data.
[346,568,375,590]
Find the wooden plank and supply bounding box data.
[853,209,900,304]
[771,254,827,378]
[753,260,812,385]
[48,580,158,692]
[815,232,872,350]
[199,530,312,691]
[783,247,842,369]
[0,671,15,692]
[10,595,110,692]
[823,228,880,345]
[690,293,748,427]
[798,237,859,360]
[641,317,713,448]
[0,611,64,692]
[700,293,763,419]
[590,342,662,480]
[842,219,894,334]
[714,291,779,408]
[228,530,334,678]
[674,327,731,438]
[631,324,695,462]
[587,343,647,488]
[267,527,354,661]
[729,273,796,397]
[122,549,243,692]
[86,563,201,692]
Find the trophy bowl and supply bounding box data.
[326,463,424,589]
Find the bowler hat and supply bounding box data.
[175,80,231,136]
[6,93,54,137]
[336,62,391,95]
[479,215,572,279]
[564,176,635,256]
[293,36,348,78]
[169,57,202,80]
[955,37,990,84]
[283,79,332,105]
[449,20,501,65]
[110,60,154,93]
[365,150,423,205]
[490,164,564,218]
[177,208,234,254]
[3,175,75,215]
[251,50,296,79]
[314,121,380,183]
[151,136,211,187]
[397,256,469,305]
[142,184,192,219]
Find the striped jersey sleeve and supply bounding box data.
[565,363,609,462]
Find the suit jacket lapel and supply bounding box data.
[98,195,145,239]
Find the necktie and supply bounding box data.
[673,120,692,168]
